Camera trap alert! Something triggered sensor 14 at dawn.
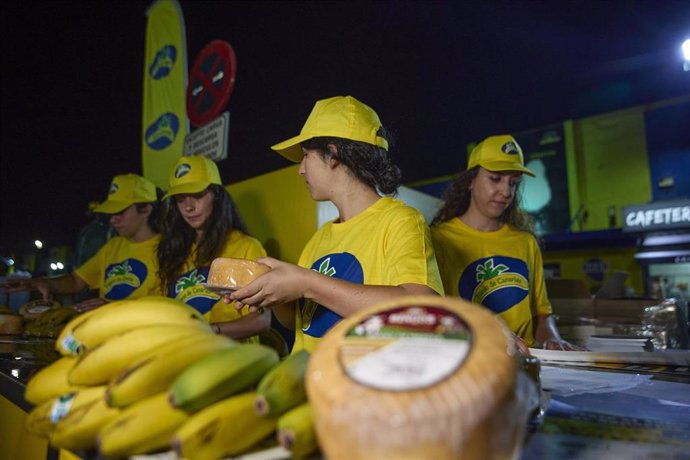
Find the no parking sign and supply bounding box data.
[186,40,236,127]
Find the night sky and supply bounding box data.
[1,0,689,260]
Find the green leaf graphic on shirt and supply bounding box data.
[316,258,336,277]
[476,259,508,283]
[175,269,205,294]
[107,261,132,278]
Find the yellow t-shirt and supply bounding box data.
[294,197,443,353]
[431,217,552,347]
[167,230,266,324]
[75,235,161,300]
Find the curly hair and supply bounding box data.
[157,184,249,294]
[300,128,401,195]
[431,166,535,235]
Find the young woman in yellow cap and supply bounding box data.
[431,135,581,352]
[3,174,163,312]
[157,155,270,341]
[228,95,443,353]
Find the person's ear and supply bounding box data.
[326,144,340,168]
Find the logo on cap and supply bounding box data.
[109,183,119,195]
[175,163,192,179]
[502,141,519,155]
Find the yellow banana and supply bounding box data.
[170,343,280,413]
[106,333,236,408]
[277,402,319,459]
[255,349,310,416]
[59,296,210,355]
[25,385,108,438]
[24,356,81,405]
[50,389,120,451]
[55,301,124,355]
[98,391,189,458]
[172,391,278,460]
[69,324,214,386]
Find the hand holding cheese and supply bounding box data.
[207,258,271,293]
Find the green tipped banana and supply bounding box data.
[107,333,236,408]
[173,391,278,460]
[277,402,319,459]
[98,392,189,458]
[170,344,279,413]
[255,349,310,416]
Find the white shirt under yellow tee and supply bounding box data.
[294,197,444,353]
[431,217,552,347]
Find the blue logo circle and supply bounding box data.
[145,113,179,151]
[148,45,177,80]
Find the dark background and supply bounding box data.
[1,0,689,259]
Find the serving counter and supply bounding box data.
[2,335,689,460]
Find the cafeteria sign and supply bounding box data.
[622,200,690,232]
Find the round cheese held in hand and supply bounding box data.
[306,295,527,460]
[206,258,270,292]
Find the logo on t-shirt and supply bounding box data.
[301,253,363,338]
[171,268,218,314]
[103,259,147,300]
[458,256,529,313]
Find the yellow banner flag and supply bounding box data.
[142,0,188,190]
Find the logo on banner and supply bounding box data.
[148,45,177,80]
[145,113,180,150]
[582,258,607,282]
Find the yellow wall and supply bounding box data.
[227,165,316,264]
[571,106,652,231]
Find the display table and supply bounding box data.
[2,335,689,460]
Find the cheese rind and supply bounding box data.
[306,295,527,460]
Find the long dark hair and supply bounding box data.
[301,129,401,195]
[157,184,249,293]
[431,166,535,234]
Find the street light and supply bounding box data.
[682,38,690,71]
[34,240,43,249]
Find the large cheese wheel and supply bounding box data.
[306,295,527,460]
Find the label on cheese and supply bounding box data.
[339,306,472,391]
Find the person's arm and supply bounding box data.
[2,272,88,300]
[230,257,438,317]
[212,308,271,340]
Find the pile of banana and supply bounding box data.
[24,295,320,459]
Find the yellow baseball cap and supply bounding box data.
[94,174,157,214]
[162,155,222,200]
[467,135,535,177]
[271,95,389,162]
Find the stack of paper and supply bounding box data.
[586,335,651,352]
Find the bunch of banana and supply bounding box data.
[24,307,79,338]
[255,349,310,416]
[98,391,189,458]
[56,296,210,355]
[277,402,320,460]
[24,356,81,405]
[172,391,279,460]
[50,388,120,451]
[106,332,236,408]
[170,343,280,412]
[68,323,214,386]
[25,385,108,438]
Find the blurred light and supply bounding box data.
[34,240,43,249]
[683,39,690,71]
[642,234,690,246]
[11,369,20,378]
[50,263,57,270]
[56,262,64,270]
